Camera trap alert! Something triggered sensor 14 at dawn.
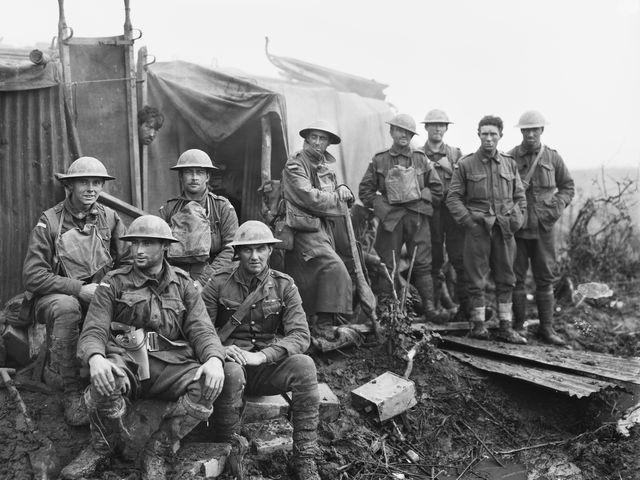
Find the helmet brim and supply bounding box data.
[170,164,219,170]
[227,239,282,247]
[385,122,419,136]
[120,233,180,243]
[299,128,341,145]
[55,173,116,181]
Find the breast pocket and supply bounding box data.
[537,163,556,188]
[262,298,283,318]
[158,297,186,338]
[499,172,515,198]
[467,173,488,199]
[115,292,148,326]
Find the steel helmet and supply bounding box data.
[170,149,218,170]
[228,220,281,247]
[120,215,179,242]
[386,113,418,135]
[299,120,341,145]
[55,156,115,181]
[421,109,452,124]
[515,110,547,129]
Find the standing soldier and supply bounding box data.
[281,120,355,332]
[202,220,321,480]
[359,113,446,322]
[421,109,467,319]
[160,149,238,291]
[61,216,225,480]
[22,157,130,426]
[508,111,574,345]
[446,116,527,343]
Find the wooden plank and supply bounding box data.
[441,336,640,385]
[136,46,149,210]
[99,191,146,218]
[446,350,617,398]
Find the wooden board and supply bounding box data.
[445,350,618,398]
[441,336,640,386]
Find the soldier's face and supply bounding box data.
[68,177,104,210]
[237,244,273,276]
[131,238,166,271]
[425,123,448,143]
[306,130,331,154]
[478,125,502,153]
[180,168,209,196]
[139,121,159,146]
[521,127,543,149]
[390,126,414,148]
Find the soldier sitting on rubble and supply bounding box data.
[61,215,225,480]
[201,220,322,480]
[21,157,130,426]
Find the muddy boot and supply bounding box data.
[50,333,89,426]
[468,307,490,340]
[141,394,212,480]
[61,389,126,479]
[416,275,450,324]
[495,303,527,344]
[537,291,566,346]
[226,433,249,480]
[512,289,527,335]
[290,455,321,480]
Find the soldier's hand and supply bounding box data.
[243,350,267,366]
[193,357,224,401]
[79,283,99,303]
[224,345,248,365]
[336,185,354,203]
[89,354,126,397]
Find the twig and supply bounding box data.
[400,246,418,314]
[495,424,610,455]
[455,456,479,480]
[460,420,504,467]
[403,336,428,379]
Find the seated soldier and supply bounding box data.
[22,157,130,425]
[201,220,321,480]
[61,216,225,480]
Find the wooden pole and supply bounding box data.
[136,46,149,209]
[123,0,142,208]
[260,115,272,186]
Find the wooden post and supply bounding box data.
[260,115,272,185]
[58,0,76,161]
[136,46,149,209]
[123,0,142,208]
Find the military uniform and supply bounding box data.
[74,261,225,477]
[508,143,574,338]
[22,197,129,423]
[160,191,238,286]
[281,142,353,317]
[359,144,443,317]
[201,265,319,461]
[423,142,467,311]
[446,149,526,338]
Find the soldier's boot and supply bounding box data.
[60,389,126,479]
[468,307,490,340]
[209,402,248,480]
[289,382,321,480]
[51,335,89,426]
[140,394,212,480]
[495,303,527,344]
[512,289,528,336]
[415,275,450,324]
[536,290,566,346]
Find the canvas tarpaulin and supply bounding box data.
[0,59,60,91]
[256,76,393,196]
[145,61,288,216]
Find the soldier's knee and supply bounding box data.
[289,354,318,383]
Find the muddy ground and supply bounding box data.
[1,287,639,480]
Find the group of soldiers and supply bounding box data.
[19,107,573,480]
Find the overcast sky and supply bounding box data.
[3,0,640,171]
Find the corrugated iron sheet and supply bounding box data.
[445,350,618,398]
[0,85,70,304]
[441,336,640,386]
